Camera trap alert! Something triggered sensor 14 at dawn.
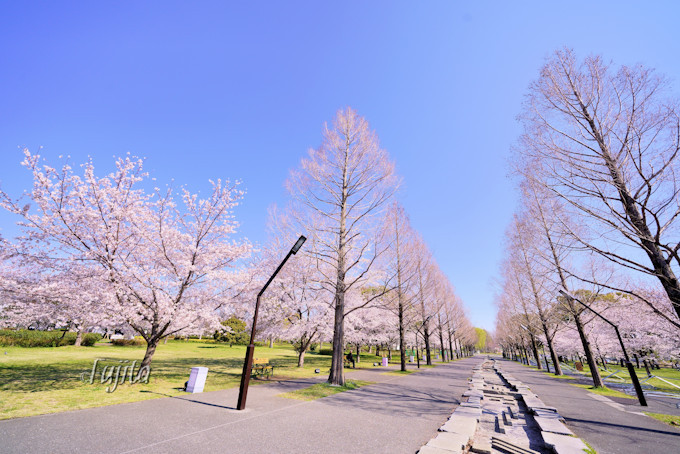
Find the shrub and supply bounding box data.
[0,329,101,347]
[111,338,145,346]
[318,348,333,356]
[214,316,249,346]
[81,333,102,346]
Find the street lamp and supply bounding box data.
[558,290,647,406]
[236,235,306,410]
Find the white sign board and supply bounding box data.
[186,367,209,393]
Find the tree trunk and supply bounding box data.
[600,355,608,371]
[328,135,351,386]
[328,290,345,385]
[140,338,159,373]
[415,336,421,369]
[447,329,454,362]
[574,312,603,387]
[423,324,432,365]
[356,344,360,363]
[74,329,83,347]
[542,210,601,385]
[437,316,446,363]
[298,349,305,367]
[399,303,406,371]
[394,212,407,372]
[530,334,542,370]
[543,323,562,375]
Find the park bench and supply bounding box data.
[344,357,355,368]
[251,358,274,379]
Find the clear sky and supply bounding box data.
[2,1,679,331]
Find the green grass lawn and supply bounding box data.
[278,380,373,401]
[381,370,415,376]
[571,384,635,399]
[541,371,576,380]
[645,412,680,427]
[0,340,337,420]
[561,361,680,394]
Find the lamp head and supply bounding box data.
[291,235,306,254]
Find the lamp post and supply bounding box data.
[558,290,647,406]
[236,235,306,410]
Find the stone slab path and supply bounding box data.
[499,358,680,454]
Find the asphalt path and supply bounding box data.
[499,358,680,454]
[0,357,484,454]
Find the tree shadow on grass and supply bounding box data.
[0,363,88,392]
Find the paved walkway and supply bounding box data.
[1,357,484,454]
[500,359,680,454]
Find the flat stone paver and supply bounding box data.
[0,357,482,454]
[533,416,574,435]
[541,432,589,454]
[426,431,469,451]
[499,358,680,454]
[440,414,478,434]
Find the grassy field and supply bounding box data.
[382,370,415,376]
[0,340,398,420]
[541,371,576,380]
[645,412,680,427]
[0,340,454,420]
[278,380,373,401]
[560,361,680,394]
[571,384,635,399]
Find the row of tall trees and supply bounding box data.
[0,108,475,385]
[496,49,680,382]
[257,108,475,384]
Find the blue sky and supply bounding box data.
[2,1,679,331]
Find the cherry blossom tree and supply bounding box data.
[345,304,397,360]
[257,229,332,367]
[0,150,251,370]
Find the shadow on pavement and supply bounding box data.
[564,417,680,437]
[140,390,237,410]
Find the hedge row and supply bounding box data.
[111,338,145,346]
[0,329,102,347]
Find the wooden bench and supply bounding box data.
[252,358,274,379]
[344,357,355,369]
